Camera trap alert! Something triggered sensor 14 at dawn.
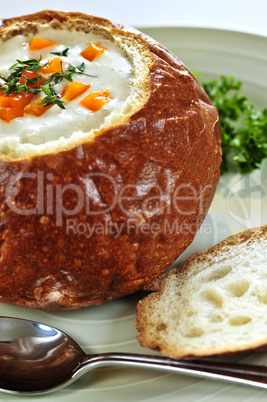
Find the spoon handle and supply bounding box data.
[77,353,267,389]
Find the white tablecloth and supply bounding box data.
[1,0,267,36]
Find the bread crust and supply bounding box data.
[136,226,267,358]
[0,11,221,309]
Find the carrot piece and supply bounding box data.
[29,37,57,51]
[39,57,63,74]
[19,70,46,88]
[0,92,34,109]
[24,98,53,117]
[0,108,24,122]
[79,89,111,112]
[62,82,90,101]
[81,42,106,62]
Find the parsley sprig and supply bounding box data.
[202,75,267,174]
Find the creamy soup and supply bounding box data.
[0,27,144,159]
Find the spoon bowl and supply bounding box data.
[0,317,84,393]
[1,316,267,395]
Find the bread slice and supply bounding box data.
[136,226,267,358]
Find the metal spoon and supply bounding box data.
[1,316,267,395]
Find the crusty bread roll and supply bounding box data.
[0,10,221,310]
[136,226,267,358]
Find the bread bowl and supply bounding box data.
[0,10,221,310]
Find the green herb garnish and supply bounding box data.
[9,57,44,74]
[18,75,44,95]
[68,62,85,74]
[50,48,69,57]
[0,57,45,96]
[42,62,86,86]
[39,86,65,109]
[0,57,90,109]
[202,75,267,174]
[0,77,20,96]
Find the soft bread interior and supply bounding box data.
[137,227,267,358]
[0,18,151,161]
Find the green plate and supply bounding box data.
[1,26,267,401]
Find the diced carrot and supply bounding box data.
[81,42,106,62]
[39,57,63,75]
[79,89,111,112]
[24,98,53,117]
[29,37,58,51]
[19,70,46,88]
[62,82,90,101]
[0,108,24,122]
[0,92,34,109]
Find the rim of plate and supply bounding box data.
[136,23,267,38]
